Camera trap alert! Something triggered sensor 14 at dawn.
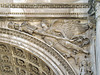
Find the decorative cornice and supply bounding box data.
[0,12,88,18]
[0,3,89,8]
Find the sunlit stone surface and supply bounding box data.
[0,0,97,75]
[0,0,88,3]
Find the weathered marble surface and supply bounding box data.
[95,2,100,75]
[0,0,88,3]
[0,8,89,18]
[0,0,96,75]
[0,0,89,18]
[5,19,93,74]
[0,28,77,75]
[0,43,56,75]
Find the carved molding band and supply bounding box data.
[0,12,87,15]
[0,12,88,18]
[0,28,77,75]
[0,42,55,75]
[0,3,89,8]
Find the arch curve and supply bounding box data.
[0,28,77,75]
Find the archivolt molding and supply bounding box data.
[0,42,56,75]
[0,28,77,75]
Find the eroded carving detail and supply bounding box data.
[7,19,91,74]
[79,56,93,75]
[0,55,11,63]
[0,44,9,53]
[29,64,39,75]
[0,42,56,75]
[13,47,26,58]
[1,65,13,73]
[1,27,88,75]
[16,68,27,75]
[28,53,39,66]
[15,58,26,68]
[72,36,90,48]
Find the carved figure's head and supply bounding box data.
[8,21,15,29]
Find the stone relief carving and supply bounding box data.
[72,36,90,48]
[28,53,39,66]
[8,20,90,50]
[0,28,76,75]
[1,65,13,73]
[0,42,56,75]
[15,58,26,68]
[7,19,92,74]
[79,55,93,75]
[1,55,11,63]
[0,44,10,53]
[29,64,39,75]
[13,47,26,58]
[16,68,26,75]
